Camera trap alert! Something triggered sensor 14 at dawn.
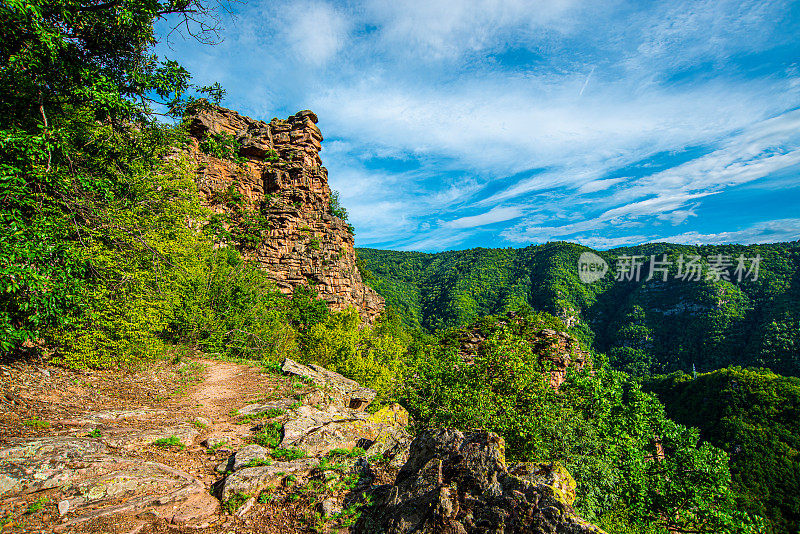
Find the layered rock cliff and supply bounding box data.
[185,103,384,321]
[457,312,589,389]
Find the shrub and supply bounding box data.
[199,132,244,162]
[152,436,184,449]
[271,447,306,461]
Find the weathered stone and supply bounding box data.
[365,426,413,469]
[102,424,199,450]
[237,401,289,416]
[281,358,376,409]
[216,444,271,473]
[319,497,342,517]
[354,428,605,534]
[282,403,409,457]
[59,409,165,426]
[186,104,384,323]
[508,461,577,507]
[194,416,211,428]
[202,435,228,449]
[235,496,256,517]
[0,436,217,530]
[220,458,320,500]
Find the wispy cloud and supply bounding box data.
[442,206,524,229]
[156,0,800,251]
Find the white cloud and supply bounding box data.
[283,1,350,66]
[361,0,586,59]
[442,206,524,229]
[578,177,626,194]
[155,0,800,251]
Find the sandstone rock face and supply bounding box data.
[354,428,605,534]
[186,104,384,322]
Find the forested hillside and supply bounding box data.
[357,242,800,376]
[644,368,800,533]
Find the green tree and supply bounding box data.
[0,0,225,356]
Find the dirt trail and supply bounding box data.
[0,356,296,533]
[192,359,253,419]
[187,359,287,451]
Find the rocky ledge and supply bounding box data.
[0,357,602,533]
[355,428,605,534]
[186,104,384,322]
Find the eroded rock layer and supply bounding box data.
[186,104,384,322]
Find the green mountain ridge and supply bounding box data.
[357,241,800,377]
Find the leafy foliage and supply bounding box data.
[329,190,354,234]
[645,367,800,534]
[358,241,800,376]
[402,312,763,533]
[0,0,230,360]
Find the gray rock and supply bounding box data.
[216,444,271,473]
[0,436,217,530]
[320,497,342,517]
[281,403,409,457]
[202,435,228,449]
[237,402,288,416]
[103,424,199,450]
[354,428,605,534]
[281,358,376,409]
[220,458,320,500]
[235,496,256,517]
[193,416,211,428]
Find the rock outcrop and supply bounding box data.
[186,104,384,322]
[355,428,605,534]
[282,357,376,409]
[0,436,219,530]
[458,312,590,389]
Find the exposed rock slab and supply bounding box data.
[282,403,409,457]
[0,436,217,529]
[282,358,376,409]
[354,428,605,534]
[216,444,271,473]
[101,424,199,449]
[220,458,320,500]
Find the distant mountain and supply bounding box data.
[357,241,800,376]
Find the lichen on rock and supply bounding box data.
[354,428,605,534]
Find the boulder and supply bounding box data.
[216,444,271,473]
[354,428,605,534]
[282,403,409,457]
[220,458,320,500]
[281,358,376,409]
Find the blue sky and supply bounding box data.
[156,0,800,252]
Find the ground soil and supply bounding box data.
[0,352,381,534]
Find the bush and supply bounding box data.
[400,311,762,534]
